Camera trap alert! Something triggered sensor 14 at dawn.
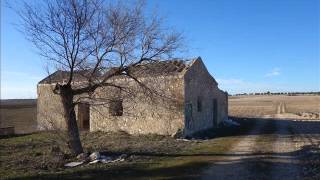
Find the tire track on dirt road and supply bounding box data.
[201,117,315,180]
[269,120,301,180]
[276,102,286,115]
[202,119,275,179]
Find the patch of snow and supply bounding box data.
[88,154,126,164]
[64,161,84,167]
[223,118,240,127]
[65,153,128,168]
[88,159,100,164]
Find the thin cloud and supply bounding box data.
[216,78,289,94]
[216,78,245,85]
[265,68,280,77]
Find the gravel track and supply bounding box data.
[202,118,320,179]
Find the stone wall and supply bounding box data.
[183,59,228,136]
[89,75,185,135]
[37,76,185,135]
[37,84,83,131]
[36,58,228,136]
[37,84,66,130]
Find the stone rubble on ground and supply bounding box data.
[171,129,183,138]
[64,152,127,167]
[89,152,100,161]
[76,152,89,161]
[88,153,127,164]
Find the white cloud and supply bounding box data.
[265,67,280,77]
[216,78,245,85]
[216,77,290,94]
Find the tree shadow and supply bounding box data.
[12,144,320,180]
[80,117,320,164]
[8,117,320,179]
[197,117,320,138]
[0,133,33,139]
[232,117,320,135]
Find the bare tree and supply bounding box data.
[18,0,183,155]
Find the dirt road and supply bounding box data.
[201,118,320,180]
[276,102,286,114]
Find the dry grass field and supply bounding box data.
[0,120,253,179]
[0,99,37,134]
[229,95,320,119]
[1,95,319,135]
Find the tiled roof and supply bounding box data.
[128,60,188,77]
[38,60,192,84]
[38,70,92,84]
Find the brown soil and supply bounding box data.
[229,95,320,120]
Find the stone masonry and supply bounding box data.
[37,57,228,137]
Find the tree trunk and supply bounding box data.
[60,84,84,155]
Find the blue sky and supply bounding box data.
[1,0,319,99]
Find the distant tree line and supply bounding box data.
[230,91,320,96]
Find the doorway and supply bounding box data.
[212,99,218,127]
[78,103,90,130]
[185,103,193,129]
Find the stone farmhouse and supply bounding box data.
[37,57,228,137]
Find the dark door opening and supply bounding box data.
[78,103,90,130]
[185,103,193,129]
[213,99,218,127]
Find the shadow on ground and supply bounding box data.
[230,117,320,135]
[11,145,320,180]
[10,117,320,180]
[0,133,33,140]
[191,117,320,139]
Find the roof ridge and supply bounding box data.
[38,58,199,84]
